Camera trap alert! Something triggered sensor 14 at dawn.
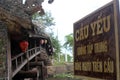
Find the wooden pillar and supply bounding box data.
[0,21,12,80]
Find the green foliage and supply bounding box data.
[32,11,62,61]
[63,33,73,52]
[32,11,55,27]
[53,73,74,78]
[50,33,61,59]
[67,55,73,62]
[60,54,65,62]
[53,61,65,66]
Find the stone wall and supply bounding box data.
[47,63,73,75]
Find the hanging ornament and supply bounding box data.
[40,39,44,45]
[19,41,29,52]
[44,40,47,44]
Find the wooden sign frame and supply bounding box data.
[74,0,120,80]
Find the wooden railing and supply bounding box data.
[11,47,42,77]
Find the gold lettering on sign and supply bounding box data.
[75,30,79,42]
[92,59,103,72]
[74,59,114,73]
[104,58,114,73]
[77,46,86,55]
[75,15,111,42]
[96,17,103,35]
[87,44,93,54]
[82,62,91,71]
[90,15,111,36]
[90,21,96,36]
[103,15,111,32]
[75,25,89,41]
[94,41,108,53]
[75,62,81,70]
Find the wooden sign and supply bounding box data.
[74,1,120,80]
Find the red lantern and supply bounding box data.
[19,41,29,52]
[40,39,44,45]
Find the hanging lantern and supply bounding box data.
[44,40,47,44]
[40,39,44,45]
[19,41,29,52]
